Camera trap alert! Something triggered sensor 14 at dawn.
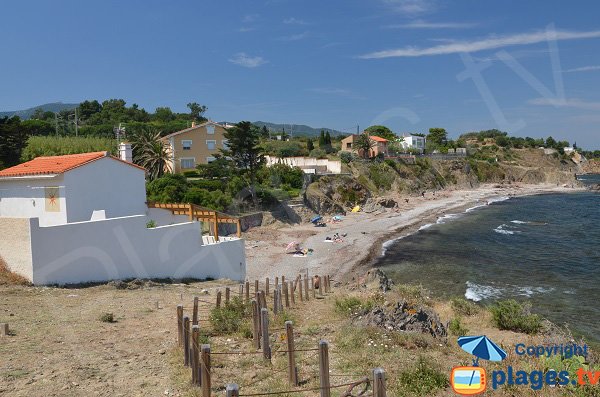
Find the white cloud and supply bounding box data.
[385,20,477,29]
[228,53,268,68]
[529,97,600,111]
[283,17,308,25]
[359,29,600,58]
[242,14,259,23]
[382,0,435,15]
[564,65,600,73]
[278,31,310,41]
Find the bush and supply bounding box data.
[339,151,354,163]
[451,298,480,316]
[146,219,156,228]
[490,299,542,334]
[183,170,200,178]
[369,163,395,190]
[449,318,469,336]
[146,174,188,203]
[309,148,327,158]
[334,296,374,316]
[183,188,232,211]
[190,179,225,191]
[398,357,449,396]
[99,313,115,323]
[209,297,251,334]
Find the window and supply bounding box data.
[346,142,352,149]
[182,140,192,150]
[206,140,216,150]
[206,125,215,134]
[206,156,216,163]
[222,139,229,149]
[180,158,195,169]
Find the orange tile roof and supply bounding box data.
[0,152,145,178]
[368,135,389,142]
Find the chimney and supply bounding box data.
[119,142,133,163]
[191,121,196,128]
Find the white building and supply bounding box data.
[0,151,146,226]
[0,148,246,285]
[399,135,426,153]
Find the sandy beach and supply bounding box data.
[244,183,583,283]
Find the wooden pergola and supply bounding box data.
[147,202,241,239]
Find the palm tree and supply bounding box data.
[130,127,171,180]
[354,133,377,159]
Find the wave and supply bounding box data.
[510,220,548,226]
[381,236,406,256]
[466,203,487,212]
[465,281,554,301]
[487,196,510,204]
[418,223,433,231]
[510,220,529,224]
[437,213,460,224]
[493,224,522,235]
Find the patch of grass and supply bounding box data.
[0,256,31,286]
[397,356,449,396]
[99,312,115,323]
[395,284,430,305]
[209,297,251,334]
[451,297,480,316]
[334,296,374,316]
[490,299,542,334]
[449,318,469,337]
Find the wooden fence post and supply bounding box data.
[318,276,323,297]
[283,281,290,308]
[273,289,279,315]
[311,277,316,299]
[260,290,267,311]
[304,276,309,301]
[177,305,184,347]
[225,287,230,305]
[183,316,190,367]
[261,308,271,360]
[245,281,250,302]
[201,344,211,397]
[193,297,199,326]
[289,281,295,305]
[0,323,8,336]
[226,384,239,397]
[373,368,387,397]
[252,300,260,349]
[216,291,222,308]
[191,325,200,385]
[265,277,270,296]
[319,340,331,397]
[275,276,279,292]
[255,279,259,294]
[282,275,285,285]
[286,321,299,386]
[299,278,303,302]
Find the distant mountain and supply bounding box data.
[0,102,78,119]
[251,121,346,137]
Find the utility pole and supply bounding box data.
[54,112,59,136]
[74,108,78,137]
[356,124,359,134]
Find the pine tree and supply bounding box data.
[318,130,326,147]
[307,139,314,152]
[325,131,332,145]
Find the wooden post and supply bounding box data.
[304,276,309,301]
[188,203,194,222]
[373,368,387,397]
[273,289,279,315]
[286,321,299,386]
[191,325,200,385]
[299,278,303,302]
[279,287,284,313]
[311,277,316,299]
[245,281,250,302]
[236,218,241,238]
[289,281,295,305]
[283,281,290,308]
[225,287,230,305]
[319,340,331,397]
[319,276,323,296]
[183,316,190,367]
[193,297,199,326]
[177,305,183,347]
[266,277,270,296]
[255,279,259,294]
[260,290,267,312]
[239,284,243,298]
[216,291,222,308]
[275,276,279,292]
[0,323,8,336]
[261,308,271,360]
[213,212,219,241]
[201,344,211,397]
[226,384,239,397]
[252,300,260,349]
[282,275,285,285]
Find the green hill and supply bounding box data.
[0,102,78,119]
[251,121,346,137]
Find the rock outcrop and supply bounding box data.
[361,300,447,338]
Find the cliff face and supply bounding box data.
[581,159,600,174]
[304,148,579,214]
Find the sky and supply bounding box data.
[1,0,599,149]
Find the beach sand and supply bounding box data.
[244,183,583,283]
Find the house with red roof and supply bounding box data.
[0,149,146,226]
[340,133,389,158]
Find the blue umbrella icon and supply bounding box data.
[458,335,507,366]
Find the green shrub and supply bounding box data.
[99,312,115,323]
[309,148,327,158]
[334,296,374,316]
[339,151,355,163]
[146,220,156,228]
[449,318,469,336]
[183,170,200,178]
[209,297,251,334]
[398,357,449,396]
[190,179,225,191]
[369,163,395,190]
[490,300,542,334]
[451,298,480,316]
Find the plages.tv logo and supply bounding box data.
[451,335,507,395]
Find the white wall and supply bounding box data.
[0,175,68,226]
[264,156,342,174]
[28,215,246,285]
[146,207,190,226]
[64,157,147,223]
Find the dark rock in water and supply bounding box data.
[362,300,447,338]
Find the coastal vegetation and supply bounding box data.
[490,299,542,334]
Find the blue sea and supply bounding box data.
[375,176,600,342]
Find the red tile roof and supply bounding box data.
[0,152,145,178]
[368,135,389,142]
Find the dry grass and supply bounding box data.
[0,256,30,286]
